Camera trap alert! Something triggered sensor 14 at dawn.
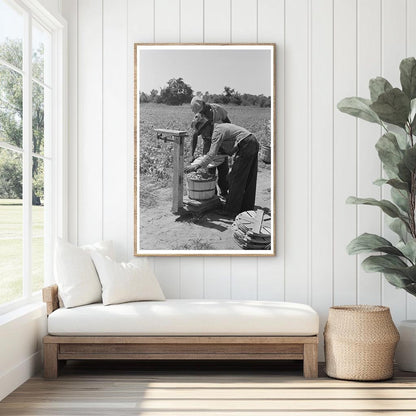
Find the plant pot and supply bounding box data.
[395,320,416,372]
[324,305,399,381]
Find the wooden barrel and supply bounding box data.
[260,144,271,164]
[187,176,216,201]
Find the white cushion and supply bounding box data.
[54,239,114,308]
[47,299,319,336]
[90,253,165,305]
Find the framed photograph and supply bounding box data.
[134,44,275,256]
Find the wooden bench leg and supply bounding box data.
[44,343,59,379]
[303,343,318,379]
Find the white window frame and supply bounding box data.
[0,0,67,315]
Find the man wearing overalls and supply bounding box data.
[185,118,259,218]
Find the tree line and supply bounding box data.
[140,77,271,107]
[0,39,44,204]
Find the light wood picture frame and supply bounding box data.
[134,44,276,256]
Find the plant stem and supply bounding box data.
[409,124,416,238]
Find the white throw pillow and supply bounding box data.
[90,253,165,306]
[81,240,115,259]
[54,239,114,308]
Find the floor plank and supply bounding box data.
[1,361,416,415]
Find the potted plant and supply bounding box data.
[337,57,416,372]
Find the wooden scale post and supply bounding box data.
[154,129,188,214]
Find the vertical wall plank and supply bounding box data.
[333,0,357,305]
[103,0,128,260]
[284,0,309,304]
[180,0,203,43]
[152,0,181,297]
[204,257,231,298]
[310,0,334,359]
[203,0,232,298]
[204,0,231,43]
[155,0,180,42]
[77,0,103,245]
[61,0,77,245]
[180,259,204,298]
[381,0,407,323]
[231,0,257,42]
[356,0,382,305]
[178,0,205,298]
[257,0,285,301]
[127,0,154,262]
[154,258,181,298]
[407,0,416,319]
[229,0,259,300]
[231,258,258,299]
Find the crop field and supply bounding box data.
[0,199,44,305]
[139,103,271,187]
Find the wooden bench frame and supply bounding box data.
[42,285,319,379]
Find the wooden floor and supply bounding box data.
[1,360,416,415]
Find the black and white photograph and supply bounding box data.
[134,44,275,256]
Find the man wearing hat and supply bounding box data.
[185,119,259,217]
[190,97,231,124]
[190,97,231,198]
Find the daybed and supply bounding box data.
[42,285,320,379]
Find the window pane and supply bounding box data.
[32,156,43,293]
[0,0,24,70]
[32,20,51,85]
[0,147,23,305]
[32,81,45,155]
[0,65,23,148]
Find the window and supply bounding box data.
[0,0,66,312]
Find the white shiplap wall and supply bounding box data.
[61,0,416,355]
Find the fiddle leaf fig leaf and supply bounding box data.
[410,98,416,124]
[403,265,416,282]
[395,130,410,150]
[383,272,412,288]
[391,187,409,213]
[347,233,404,256]
[411,99,416,132]
[375,132,404,173]
[370,88,410,128]
[373,178,410,192]
[337,97,382,125]
[397,240,416,264]
[361,255,416,287]
[387,178,410,191]
[398,161,412,185]
[400,57,416,100]
[403,146,416,172]
[346,196,406,219]
[373,178,388,186]
[369,77,393,102]
[404,283,416,296]
[389,217,410,241]
[362,254,408,272]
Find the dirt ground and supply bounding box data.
[139,161,272,251]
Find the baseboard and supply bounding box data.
[0,351,42,401]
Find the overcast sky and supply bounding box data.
[139,48,272,96]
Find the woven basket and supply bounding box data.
[324,305,399,381]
